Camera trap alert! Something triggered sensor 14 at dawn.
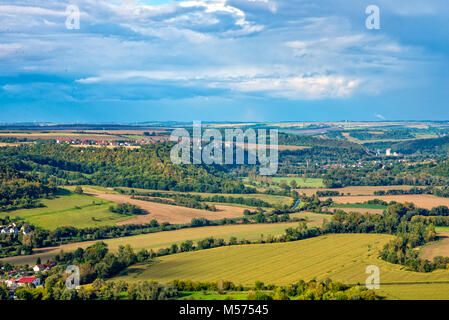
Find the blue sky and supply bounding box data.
[0,0,448,122]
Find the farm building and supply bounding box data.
[33,261,56,272]
[17,277,41,287]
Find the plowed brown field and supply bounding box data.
[421,233,449,260]
[325,194,449,210]
[90,193,247,225]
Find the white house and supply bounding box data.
[33,265,47,273]
[5,279,18,290]
[1,227,18,235]
[33,262,55,273]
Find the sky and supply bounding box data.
[0,0,448,123]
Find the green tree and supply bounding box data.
[247,290,273,300]
[0,284,9,300]
[15,287,33,300]
[255,281,265,290]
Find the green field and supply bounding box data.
[271,177,324,188]
[244,177,324,189]
[112,233,449,299]
[330,203,388,210]
[0,189,133,230]
[1,222,303,266]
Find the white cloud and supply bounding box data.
[0,5,66,17]
[77,69,360,100]
[375,113,386,120]
[227,75,360,99]
[76,67,267,83]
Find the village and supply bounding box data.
[0,260,56,296]
[1,223,31,236]
[55,138,152,148]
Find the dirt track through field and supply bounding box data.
[325,194,449,210]
[90,193,246,225]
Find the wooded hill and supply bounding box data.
[0,143,251,194]
[0,164,57,211]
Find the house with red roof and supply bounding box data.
[17,276,41,287]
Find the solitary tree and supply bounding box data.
[290,180,298,189]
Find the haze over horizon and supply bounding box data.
[1,0,448,122]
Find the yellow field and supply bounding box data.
[289,212,331,226]
[378,283,449,300]
[0,222,302,266]
[112,233,449,299]
[114,234,449,286]
[0,132,110,137]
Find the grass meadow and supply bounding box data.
[244,177,325,189]
[330,203,388,210]
[0,189,132,230]
[271,177,324,188]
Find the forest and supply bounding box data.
[349,130,414,141]
[0,143,251,194]
[0,164,57,211]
